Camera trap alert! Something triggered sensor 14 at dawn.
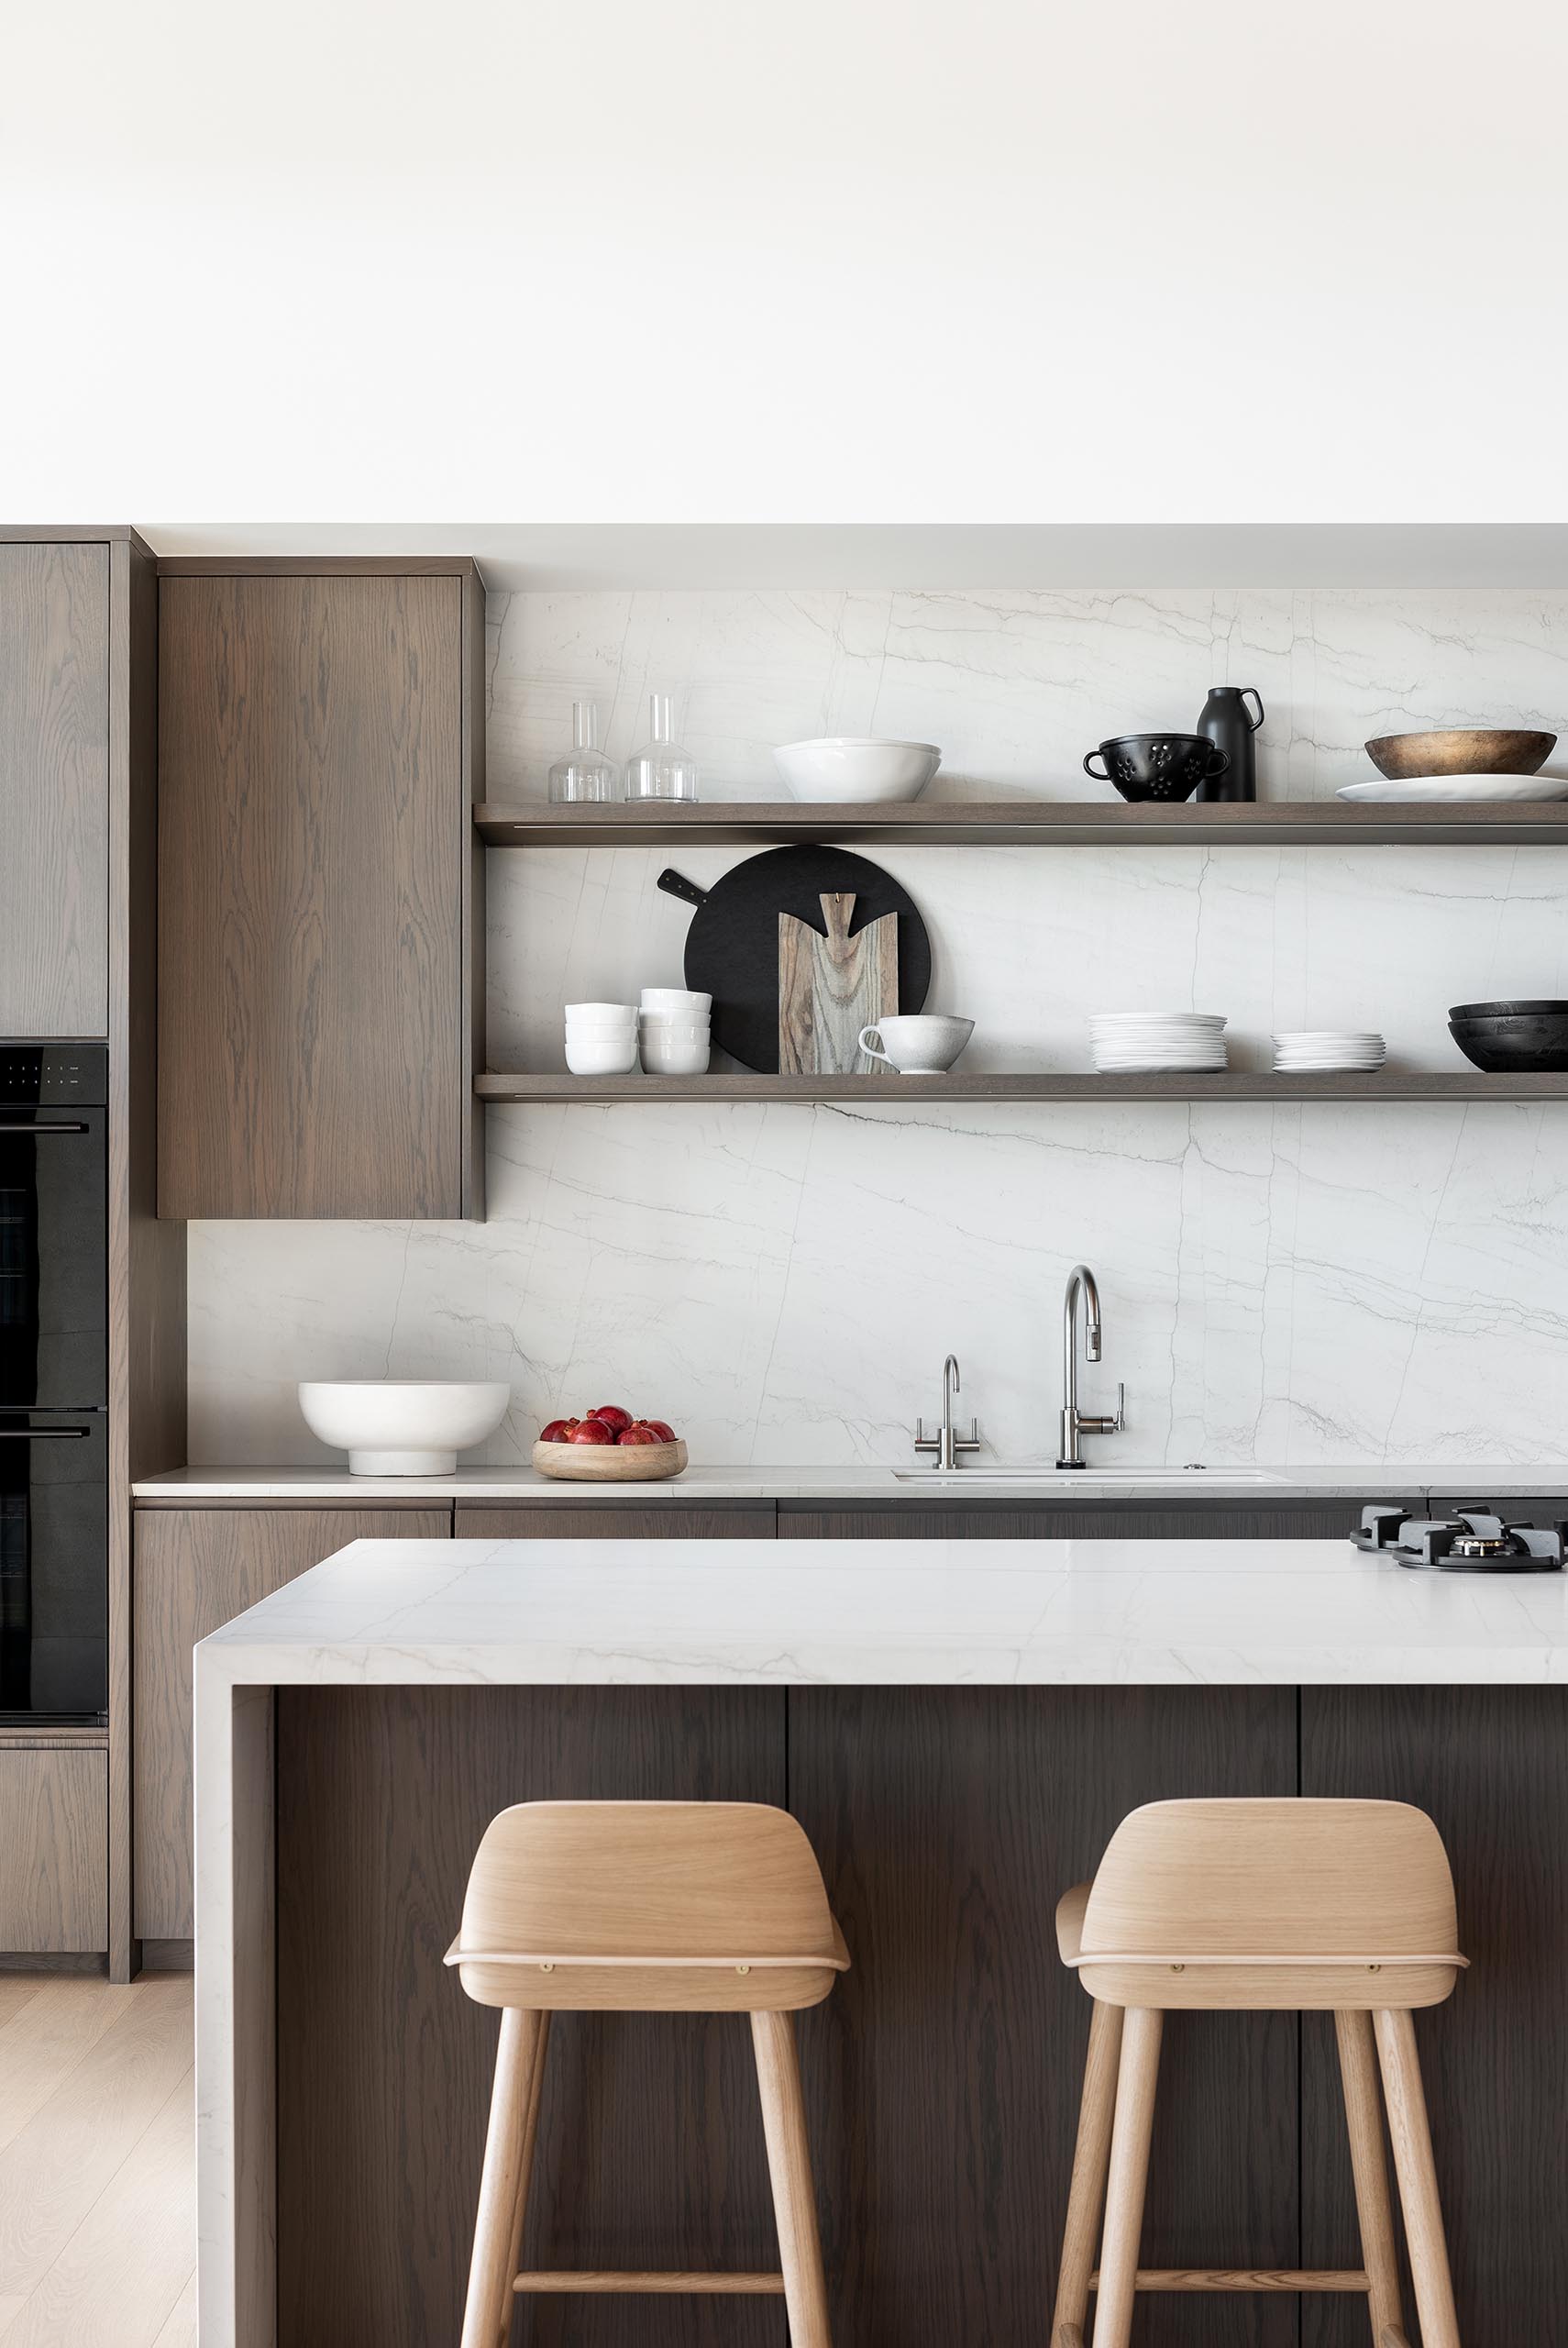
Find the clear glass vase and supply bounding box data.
[548,701,621,803]
[625,693,699,803]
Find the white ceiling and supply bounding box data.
[141,524,1568,594]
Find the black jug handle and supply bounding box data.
[1205,744,1232,777]
[1083,749,1110,781]
[1242,687,1265,731]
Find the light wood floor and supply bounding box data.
[0,1969,194,2348]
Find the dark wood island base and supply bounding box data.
[273,1684,1566,2348]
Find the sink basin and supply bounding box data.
[891,1464,1282,1485]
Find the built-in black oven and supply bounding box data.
[0,1045,108,1724]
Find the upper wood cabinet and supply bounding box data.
[0,541,110,1036]
[157,560,484,1218]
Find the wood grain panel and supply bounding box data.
[1300,1688,1568,2347]
[454,1504,777,1540]
[158,573,466,1217]
[780,1501,1369,1540]
[131,1508,449,1939]
[478,1069,1568,1104]
[276,1687,789,2348]
[0,1749,107,1953]
[0,543,109,1036]
[788,1689,1300,2348]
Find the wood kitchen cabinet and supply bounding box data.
[0,540,110,1036]
[157,559,485,1220]
[0,1745,108,1953]
[132,1504,451,1941]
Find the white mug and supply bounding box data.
[857,1014,975,1074]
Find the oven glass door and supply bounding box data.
[0,1412,107,1722]
[0,1109,108,1410]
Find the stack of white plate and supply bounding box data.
[1088,1012,1229,1073]
[1273,1029,1386,1072]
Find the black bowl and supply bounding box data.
[1083,733,1231,803]
[1449,1001,1568,1072]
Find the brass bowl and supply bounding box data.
[1365,727,1556,781]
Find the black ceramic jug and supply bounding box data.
[1196,685,1264,803]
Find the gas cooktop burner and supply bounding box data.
[1353,1505,1565,1573]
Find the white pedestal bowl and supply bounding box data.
[297,1380,511,1475]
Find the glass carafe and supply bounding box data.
[625,693,700,803]
[548,701,621,803]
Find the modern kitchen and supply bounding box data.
[2,520,1567,2348]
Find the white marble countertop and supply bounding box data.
[138,1459,1568,1503]
[197,1534,1568,1686]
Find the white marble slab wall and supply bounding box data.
[187,588,1568,1469]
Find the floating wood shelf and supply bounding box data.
[474,799,1568,849]
[477,1070,1568,1106]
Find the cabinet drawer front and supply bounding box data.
[454,1503,777,1539]
[0,1746,107,1953]
[133,1506,450,1939]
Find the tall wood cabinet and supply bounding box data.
[157,559,485,1220]
[0,540,110,1036]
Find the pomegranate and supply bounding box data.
[617,1423,664,1445]
[590,1403,634,1434]
[539,1417,577,1444]
[566,1417,615,1444]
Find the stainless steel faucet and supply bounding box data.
[1057,1265,1125,1468]
[914,1353,981,1470]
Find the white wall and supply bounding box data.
[186,583,1568,1469]
[6,0,1567,523]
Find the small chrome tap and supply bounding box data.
[914,1353,981,1470]
[1057,1265,1125,1468]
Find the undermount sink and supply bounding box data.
[891,1464,1283,1485]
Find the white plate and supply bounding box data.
[1337,774,1568,804]
[1089,1012,1227,1028]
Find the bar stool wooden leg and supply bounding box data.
[1375,2008,1462,2348]
[1091,2006,1163,2348]
[751,2009,834,2348]
[1335,2009,1405,2347]
[1051,1999,1124,2348]
[460,2008,550,2348]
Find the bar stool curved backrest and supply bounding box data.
[447,1800,846,2348]
[1053,1799,1468,2348]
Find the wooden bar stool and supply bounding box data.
[1051,1798,1468,2348]
[447,1800,849,2348]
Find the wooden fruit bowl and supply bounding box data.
[531,1436,688,1483]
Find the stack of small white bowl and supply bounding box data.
[1088,1011,1229,1073]
[564,1001,638,1076]
[1272,1029,1386,1074]
[639,987,712,1075]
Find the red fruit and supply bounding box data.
[590,1403,633,1434]
[617,1423,664,1445]
[567,1417,615,1444]
[641,1418,676,1442]
[539,1417,577,1444]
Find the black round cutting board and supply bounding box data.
[657,845,931,1071]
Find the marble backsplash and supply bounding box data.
[186,587,1568,1468]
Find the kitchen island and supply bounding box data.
[198,1536,1568,2348]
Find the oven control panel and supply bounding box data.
[0,1045,109,1107]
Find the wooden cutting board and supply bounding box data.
[778,892,899,1074]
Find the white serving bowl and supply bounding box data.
[640,987,712,1013]
[297,1380,510,1475]
[566,1032,640,1075]
[772,737,942,803]
[641,1036,712,1074]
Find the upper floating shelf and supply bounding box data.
[474,799,1568,849]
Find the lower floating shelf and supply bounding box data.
[477,1071,1568,1105]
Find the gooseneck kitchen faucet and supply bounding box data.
[1058,1264,1125,1468]
[914,1353,982,1470]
